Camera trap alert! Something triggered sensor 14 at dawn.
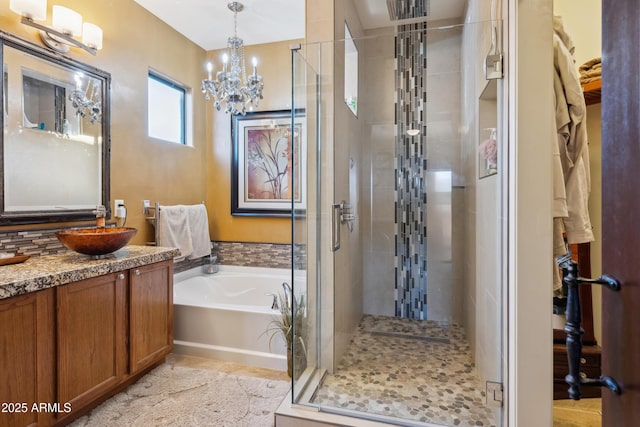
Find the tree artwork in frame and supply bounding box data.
[231,110,306,216]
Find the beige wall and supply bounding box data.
[1,1,300,246]
[332,0,364,365]
[206,39,301,244]
[507,0,555,423]
[0,0,208,245]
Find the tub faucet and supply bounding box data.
[282,282,292,306]
[266,293,279,310]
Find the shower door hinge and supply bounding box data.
[486,381,503,407]
[485,53,503,80]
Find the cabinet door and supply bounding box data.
[0,289,55,427]
[129,260,173,374]
[57,272,127,414]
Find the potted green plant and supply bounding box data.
[265,283,307,378]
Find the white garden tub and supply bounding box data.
[173,265,297,371]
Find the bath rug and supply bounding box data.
[68,363,290,427]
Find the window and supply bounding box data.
[147,72,188,145]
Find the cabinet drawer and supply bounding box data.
[553,345,601,369]
[552,344,602,400]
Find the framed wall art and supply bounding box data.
[231,109,306,216]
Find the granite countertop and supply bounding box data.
[0,245,180,300]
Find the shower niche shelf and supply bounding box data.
[478,79,498,179]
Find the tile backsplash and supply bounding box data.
[0,227,66,256]
[174,241,305,273]
[0,227,302,273]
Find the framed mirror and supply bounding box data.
[0,31,110,224]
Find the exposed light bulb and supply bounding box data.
[10,0,47,21]
[82,23,103,50]
[206,62,213,79]
[52,5,82,36]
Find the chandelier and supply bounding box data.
[69,73,102,124]
[201,2,264,115]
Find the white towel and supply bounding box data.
[185,204,211,259]
[158,205,193,259]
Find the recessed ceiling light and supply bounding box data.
[406,129,420,136]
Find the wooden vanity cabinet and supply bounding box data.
[0,289,55,427]
[129,261,174,374]
[56,272,128,417]
[53,259,173,424]
[0,258,173,426]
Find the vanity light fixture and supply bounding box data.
[10,0,103,55]
[201,2,264,115]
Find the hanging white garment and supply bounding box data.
[552,16,594,291]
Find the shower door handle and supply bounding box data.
[331,203,341,251]
[563,260,622,399]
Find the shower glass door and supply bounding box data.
[290,43,323,402]
[291,18,505,427]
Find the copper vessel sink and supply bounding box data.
[56,227,137,256]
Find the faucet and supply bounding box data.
[93,205,106,227]
[282,282,292,307]
[266,293,279,310]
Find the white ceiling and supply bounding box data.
[134,0,306,51]
[134,0,466,51]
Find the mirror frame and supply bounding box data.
[0,30,111,225]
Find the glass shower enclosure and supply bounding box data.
[290,18,505,427]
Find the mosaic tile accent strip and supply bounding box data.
[175,241,305,273]
[0,226,303,273]
[212,241,305,270]
[0,227,67,257]
[395,23,429,319]
[312,315,496,427]
[390,0,430,21]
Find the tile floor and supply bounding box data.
[311,315,496,426]
[69,353,290,427]
[168,353,290,382]
[68,339,596,427]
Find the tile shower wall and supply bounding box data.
[395,22,429,319]
[425,25,462,324]
[362,28,396,317]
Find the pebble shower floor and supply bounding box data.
[312,315,497,426]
